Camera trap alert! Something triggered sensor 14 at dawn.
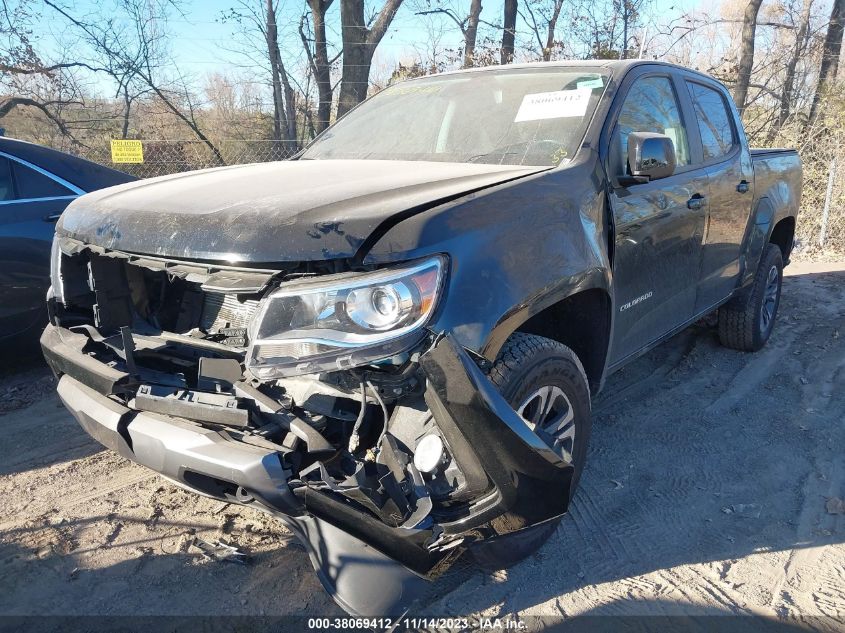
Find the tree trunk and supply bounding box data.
[279,56,298,146]
[543,0,564,62]
[501,0,518,64]
[464,0,483,67]
[265,0,292,144]
[767,0,811,143]
[309,0,334,132]
[621,1,629,59]
[121,85,131,139]
[337,0,370,117]
[337,0,404,118]
[732,0,764,114]
[808,0,845,127]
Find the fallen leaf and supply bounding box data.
[721,503,761,518]
[825,497,845,515]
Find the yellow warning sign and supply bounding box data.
[110,139,144,164]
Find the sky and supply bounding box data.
[32,0,704,98]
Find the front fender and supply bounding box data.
[363,156,612,361]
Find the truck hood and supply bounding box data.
[57,159,543,263]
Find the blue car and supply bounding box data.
[0,137,135,344]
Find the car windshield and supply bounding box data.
[301,67,610,167]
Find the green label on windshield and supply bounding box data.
[577,76,605,89]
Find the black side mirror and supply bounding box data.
[622,132,676,185]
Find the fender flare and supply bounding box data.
[480,269,613,386]
[738,196,776,289]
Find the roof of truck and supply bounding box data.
[415,59,719,84]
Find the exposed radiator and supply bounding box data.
[199,293,260,333]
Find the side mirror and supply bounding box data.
[624,132,676,184]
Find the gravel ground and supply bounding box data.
[1,261,843,628]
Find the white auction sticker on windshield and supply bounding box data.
[514,88,592,122]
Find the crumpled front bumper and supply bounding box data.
[42,324,574,616]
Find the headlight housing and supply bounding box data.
[246,256,445,379]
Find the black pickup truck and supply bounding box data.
[42,60,801,615]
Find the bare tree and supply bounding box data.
[300,0,336,133]
[502,0,519,63]
[766,0,813,142]
[415,0,484,67]
[522,0,564,61]
[808,0,845,126]
[336,0,404,117]
[733,0,765,112]
[37,0,224,162]
[465,0,484,65]
[264,0,297,144]
[222,0,298,146]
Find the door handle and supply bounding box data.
[687,195,706,210]
[43,213,62,222]
[737,180,750,194]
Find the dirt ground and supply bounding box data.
[1,261,843,627]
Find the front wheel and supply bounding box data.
[718,244,783,352]
[470,333,591,570]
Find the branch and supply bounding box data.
[299,13,318,80]
[0,61,110,75]
[0,97,72,138]
[367,0,404,46]
[415,8,467,34]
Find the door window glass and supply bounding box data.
[0,157,12,201]
[614,76,691,173]
[686,82,736,161]
[12,162,73,199]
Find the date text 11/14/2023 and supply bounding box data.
[306,617,528,630]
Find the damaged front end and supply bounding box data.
[42,237,574,615]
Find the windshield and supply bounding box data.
[301,68,610,167]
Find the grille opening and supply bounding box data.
[58,249,266,349]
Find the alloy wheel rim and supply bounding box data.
[760,265,779,334]
[516,385,576,463]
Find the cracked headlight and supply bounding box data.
[246,256,445,379]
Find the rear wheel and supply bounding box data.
[470,333,591,570]
[718,244,783,352]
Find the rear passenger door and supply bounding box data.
[606,70,708,365]
[684,79,754,312]
[0,154,80,335]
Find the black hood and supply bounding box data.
[57,159,543,263]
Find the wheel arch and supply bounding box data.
[769,215,796,262]
[485,286,612,394]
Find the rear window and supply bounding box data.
[0,157,12,201]
[12,162,74,199]
[686,82,736,161]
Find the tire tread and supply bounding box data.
[718,244,782,351]
[488,332,590,404]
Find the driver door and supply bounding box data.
[607,72,707,365]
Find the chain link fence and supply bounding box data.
[71,139,298,180]
[64,138,845,259]
[794,155,845,260]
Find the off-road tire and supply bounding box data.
[718,244,783,352]
[470,333,592,571]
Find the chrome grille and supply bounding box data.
[200,293,260,333]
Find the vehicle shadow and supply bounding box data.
[425,266,845,618]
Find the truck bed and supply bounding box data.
[750,148,802,234]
